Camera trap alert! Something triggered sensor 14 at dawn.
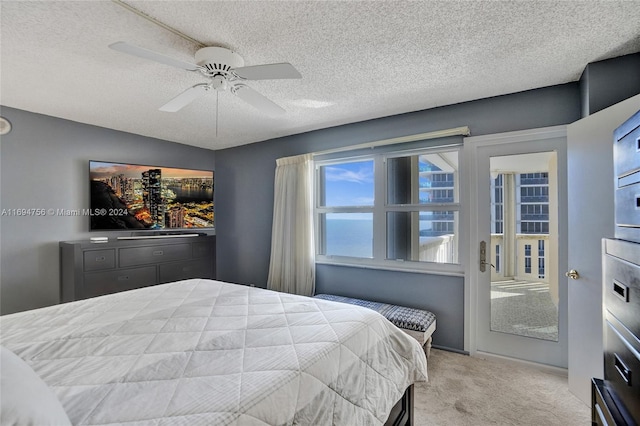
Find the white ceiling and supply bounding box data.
[1,1,639,151]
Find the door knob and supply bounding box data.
[565,269,580,280]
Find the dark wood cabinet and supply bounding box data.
[594,109,640,425]
[60,235,216,302]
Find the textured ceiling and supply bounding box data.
[1,1,639,150]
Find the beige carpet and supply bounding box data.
[414,349,591,425]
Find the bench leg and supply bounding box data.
[424,336,432,358]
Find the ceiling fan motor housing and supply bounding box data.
[195,47,244,77]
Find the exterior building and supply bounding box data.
[166,206,186,228]
[490,172,550,280]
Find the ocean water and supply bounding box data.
[326,219,373,258]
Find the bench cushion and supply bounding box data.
[314,294,436,333]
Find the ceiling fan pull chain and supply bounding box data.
[215,91,219,138]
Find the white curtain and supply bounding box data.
[267,153,316,296]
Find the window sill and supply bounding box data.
[315,258,464,277]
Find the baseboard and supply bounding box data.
[473,350,568,377]
[431,345,469,355]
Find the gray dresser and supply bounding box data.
[592,109,640,426]
[60,235,216,302]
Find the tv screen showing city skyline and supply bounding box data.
[89,161,214,231]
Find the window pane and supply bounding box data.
[386,211,458,264]
[323,213,373,258]
[387,150,458,204]
[319,160,374,207]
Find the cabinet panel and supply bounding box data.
[193,241,214,259]
[83,266,156,299]
[159,260,213,283]
[119,243,191,267]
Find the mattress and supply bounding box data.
[0,279,427,425]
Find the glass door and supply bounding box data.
[488,154,558,342]
[471,133,567,368]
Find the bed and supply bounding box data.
[0,279,427,425]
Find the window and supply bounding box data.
[517,172,549,234]
[538,239,545,279]
[491,175,503,234]
[315,146,461,272]
[317,159,374,258]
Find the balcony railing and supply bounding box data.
[415,233,548,275]
[419,234,457,263]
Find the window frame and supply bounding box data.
[314,145,464,275]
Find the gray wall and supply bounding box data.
[580,53,640,118]
[0,107,216,314]
[215,83,582,351]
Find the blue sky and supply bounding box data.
[323,160,374,207]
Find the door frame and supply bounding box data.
[464,125,568,366]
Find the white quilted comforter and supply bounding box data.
[0,279,427,425]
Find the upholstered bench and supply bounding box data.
[314,294,436,358]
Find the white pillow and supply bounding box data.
[0,346,72,426]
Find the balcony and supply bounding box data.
[418,232,558,341]
[490,233,558,342]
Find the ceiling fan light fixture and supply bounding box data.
[211,75,228,91]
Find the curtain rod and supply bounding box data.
[311,126,471,157]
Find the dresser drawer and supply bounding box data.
[82,266,157,299]
[83,249,115,271]
[603,241,640,338]
[159,260,213,283]
[604,320,640,423]
[615,111,640,241]
[592,378,631,426]
[614,115,640,183]
[119,243,191,267]
[615,182,640,237]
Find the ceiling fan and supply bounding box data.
[109,41,302,115]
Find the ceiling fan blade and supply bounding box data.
[159,84,210,112]
[109,41,201,72]
[233,84,285,115]
[232,63,302,80]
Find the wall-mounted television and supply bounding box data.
[89,161,214,231]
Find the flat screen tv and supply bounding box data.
[89,161,214,231]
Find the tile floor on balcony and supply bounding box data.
[490,279,559,341]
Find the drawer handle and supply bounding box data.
[612,280,629,302]
[614,353,632,386]
[153,250,164,256]
[95,256,105,262]
[117,276,129,281]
